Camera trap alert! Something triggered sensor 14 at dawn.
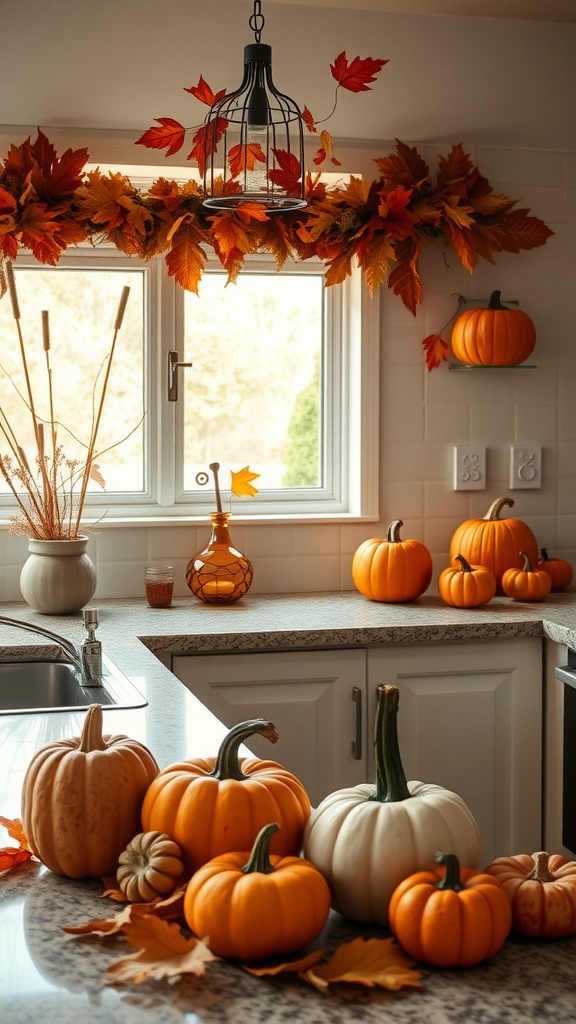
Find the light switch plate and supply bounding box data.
[509,445,542,489]
[452,446,487,490]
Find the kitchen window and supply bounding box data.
[0,243,379,523]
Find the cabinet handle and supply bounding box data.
[352,686,363,760]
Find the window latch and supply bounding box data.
[167,350,193,402]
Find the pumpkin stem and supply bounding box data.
[525,851,555,884]
[370,685,411,804]
[209,719,279,782]
[455,553,474,573]
[78,704,107,753]
[386,519,403,543]
[540,547,549,561]
[488,290,507,310]
[241,822,280,876]
[434,851,465,892]
[483,496,514,521]
[519,550,534,572]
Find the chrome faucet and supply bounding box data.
[0,613,96,683]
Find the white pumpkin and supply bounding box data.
[302,685,481,925]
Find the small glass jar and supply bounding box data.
[145,565,174,608]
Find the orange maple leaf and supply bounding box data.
[422,333,450,372]
[330,52,389,92]
[105,916,218,985]
[388,237,424,316]
[299,937,422,992]
[165,220,208,293]
[189,117,228,177]
[0,815,33,872]
[377,184,416,240]
[268,149,303,194]
[184,76,227,107]
[135,118,187,158]
[244,950,324,976]
[230,466,260,498]
[228,143,266,180]
[302,106,317,133]
[376,140,430,190]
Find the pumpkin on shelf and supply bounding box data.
[183,821,331,960]
[302,685,481,926]
[484,851,576,939]
[21,704,159,879]
[116,831,184,902]
[536,548,573,592]
[141,719,311,876]
[352,520,433,603]
[449,496,539,594]
[388,851,512,967]
[438,554,497,608]
[501,551,551,602]
[450,290,536,367]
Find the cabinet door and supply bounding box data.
[172,649,368,807]
[367,639,542,865]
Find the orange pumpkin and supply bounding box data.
[438,553,497,608]
[537,548,573,592]
[451,290,536,366]
[389,851,512,967]
[449,496,539,594]
[501,551,551,602]
[352,519,433,602]
[141,719,311,875]
[183,822,331,960]
[485,851,576,938]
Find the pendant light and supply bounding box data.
[202,0,307,212]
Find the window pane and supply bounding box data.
[0,266,146,499]
[182,271,323,493]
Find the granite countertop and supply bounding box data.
[1,591,576,1023]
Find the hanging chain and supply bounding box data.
[249,0,265,43]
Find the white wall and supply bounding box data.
[1,2,575,601]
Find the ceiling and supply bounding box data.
[263,0,576,21]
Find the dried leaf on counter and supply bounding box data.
[0,815,34,873]
[244,949,325,977]
[63,886,188,936]
[105,916,218,985]
[62,903,135,936]
[299,937,423,993]
[101,881,187,919]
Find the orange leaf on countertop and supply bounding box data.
[331,52,389,92]
[0,815,34,873]
[299,937,422,993]
[105,916,218,985]
[422,333,450,372]
[244,949,325,976]
[100,882,187,920]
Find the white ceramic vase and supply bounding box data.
[19,536,97,615]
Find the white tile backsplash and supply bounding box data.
[2,141,576,602]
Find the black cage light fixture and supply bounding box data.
[202,0,307,212]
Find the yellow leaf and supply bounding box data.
[105,917,218,985]
[230,465,260,498]
[299,937,422,993]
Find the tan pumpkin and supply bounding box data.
[352,520,433,603]
[449,496,539,594]
[117,831,184,902]
[450,290,536,366]
[485,851,576,938]
[21,704,159,878]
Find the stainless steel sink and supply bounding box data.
[0,655,147,714]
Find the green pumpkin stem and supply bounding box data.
[209,719,279,782]
[370,685,411,803]
[434,851,465,892]
[241,822,280,876]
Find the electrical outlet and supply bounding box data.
[509,445,542,489]
[452,446,486,490]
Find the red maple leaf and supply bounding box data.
[377,185,416,240]
[302,106,317,133]
[268,149,302,194]
[422,333,450,372]
[135,118,186,158]
[184,76,227,106]
[189,118,228,177]
[330,52,388,93]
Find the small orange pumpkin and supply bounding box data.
[389,851,512,967]
[438,553,497,608]
[352,519,433,603]
[501,551,551,602]
[141,719,311,875]
[449,496,539,594]
[183,821,331,960]
[536,548,573,592]
[485,851,576,938]
[450,290,536,366]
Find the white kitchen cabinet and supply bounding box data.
[172,649,369,807]
[172,636,543,864]
[367,639,542,865]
